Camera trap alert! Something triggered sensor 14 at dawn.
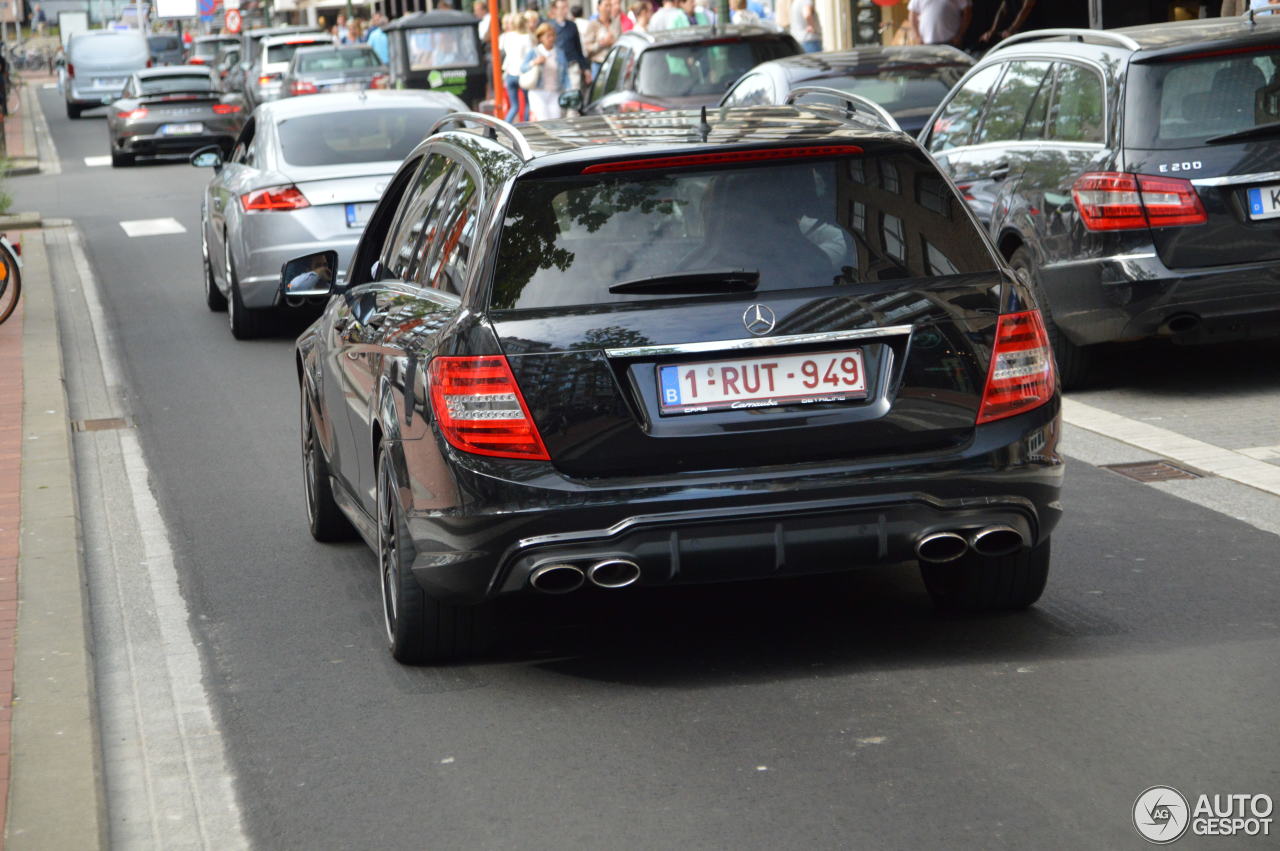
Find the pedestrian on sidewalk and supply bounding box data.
[908,0,972,47]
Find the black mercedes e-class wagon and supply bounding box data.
[283,102,1064,663]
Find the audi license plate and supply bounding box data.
[159,123,203,135]
[658,348,867,415]
[1247,184,1280,220]
[346,202,375,228]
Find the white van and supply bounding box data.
[65,30,150,119]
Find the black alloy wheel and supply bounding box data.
[202,225,227,311]
[301,389,356,542]
[920,536,1051,613]
[66,102,81,119]
[1009,246,1090,390]
[377,444,492,664]
[225,236,272,339]
[111,144,134,167]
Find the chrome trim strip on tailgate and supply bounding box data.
[1191,171,1280,188]
[604,325,914,359]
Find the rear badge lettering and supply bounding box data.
[1157,161,1202,173]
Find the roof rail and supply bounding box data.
[991,28,1140,52]
[1247,6,1280,24]
[428,111,534,161]
[785,86,901,132]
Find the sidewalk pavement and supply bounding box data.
[0,78,105,850]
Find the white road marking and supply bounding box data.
[84,155,112,167]
[1062,398,1280,497]
[65,228,249,849]
[1240,445,1280,462]
[120,217,187,237]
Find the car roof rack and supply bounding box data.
[785,86,901,133]
[991,28,1140,52]
[428,111,534,161]
[1247,6,1280,24]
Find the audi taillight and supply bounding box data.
[118,107,149,120]
[240,185,310,211]
[976,311,1055,425]
[212,103,241,114]
[1072,172,1207,231]
[290,80,318,95]
[619,100,665,112]
[428,356,549,460]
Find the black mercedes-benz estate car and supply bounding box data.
[284,101,1064,663]
[922,16,1280,386]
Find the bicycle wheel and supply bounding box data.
[0,248,21,326]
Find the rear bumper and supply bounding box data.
[1039,252,1280,346]
[117,131,235,156]
[67,86,126,107]
[399,400,1064,604]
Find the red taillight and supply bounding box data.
[146,58,154,68]
[258,74,280,86]
[239,185,310,211]
[581,145,865,174]
[67,62,75,78]
[1072,172,1207,231]
[290,80,318,95]
[212,103,241,114]
[369,73,389,90]
[428,356,550,460]
[619,100,666,112]
[977,311,1056,425]
[118,107,149,120]
[189,56,207,64]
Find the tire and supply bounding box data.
[300,388,356,542]
[225,238,272,339]
[202,228,227,311]
[111,149,133,167]
[377,444,493,664]
[921,536,1051,613]
[1008,246,1091,390]
[66,102,81,119]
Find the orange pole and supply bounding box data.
[489,0,506,117]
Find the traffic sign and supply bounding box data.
[197,0,218,18]
[224,7,241,32]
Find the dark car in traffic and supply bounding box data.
[107,66,244,166]
[187,34,238,68]
[282,44,388,96]
[719,45,973,136]
[572,25,801,114]
[147,33,185,66]
[284,106,1064,663]
[922,19,1280,386]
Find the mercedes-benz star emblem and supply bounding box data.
[742,304,776,336]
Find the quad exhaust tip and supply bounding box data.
[586,558,641,589]
[915,531,968,564]
[969,525,1025,558]
[529,563,585,594]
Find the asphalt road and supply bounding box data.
[18,89,1280,849]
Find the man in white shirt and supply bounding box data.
[908,0,972,47]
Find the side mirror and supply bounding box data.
[558,89,583,112]
[281,250,340,299]
[190,145,223,171]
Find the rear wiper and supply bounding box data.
[608,268,759,295]
[1205,121,1280,145]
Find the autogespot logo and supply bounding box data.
[1134,786,1190,844]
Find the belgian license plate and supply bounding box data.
[658,348,867,415]
[159,123,203,135]
[1247,184,1280,220]
[346,202,375,228]
[95,77,125,88]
